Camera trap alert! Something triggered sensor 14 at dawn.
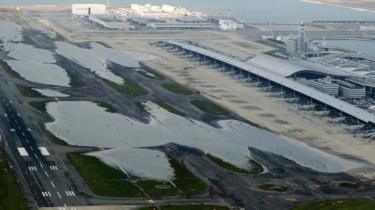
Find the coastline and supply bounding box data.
[302,0,375,14]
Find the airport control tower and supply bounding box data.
[297,22,306,54]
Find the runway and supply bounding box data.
[0,96,82,208]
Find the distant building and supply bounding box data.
[72,4,106,16]
[309,77,339,96]
[297,22,306,54]
[218,19,244,31]
[286,35,298,56]
[285,22,308,57]
[336,80,366,99]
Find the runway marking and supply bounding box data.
[51,181,55,188]
[65,191,76,197]
[17,147,29,157]
[39,147,50,156]
[49,165,59,171]
[42,191,51,197]
[44,171,49,178]
[57,192,62,199]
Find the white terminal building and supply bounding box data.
[72,4,243,31]
[120,4,207,18]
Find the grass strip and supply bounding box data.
[103,77,148,96]
[249,159,264,174]
[291,198,375,210]
[207,154,248,174]
[191,100,230,115]
[0,149,28,210]
[258,184,289,192]
[155,101,186,117]
[29,101,47,112]
[16,85,44,97]
[169,157,207,196]
[137,180,181,197]
[161,83,194,95]
[138,205,229,210]
[0,60,21,78]
[96,101,118,113]
[139,63,165,80]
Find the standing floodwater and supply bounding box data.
[46,101,364,180]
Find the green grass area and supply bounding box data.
[103,77,148,96]
[0,149,28,210]
[169,157,207,197]
[135,101,147,112]
[68,153,206,198]
[258,184,289,192]
[138,180,180,197]
[139,63,165,80]
[16,85,44,98]
[138,205,229,210]
[0,60,21,78]
[137,70,157,79]
[68,153,142,197]
[161,83,194,95]
[96,101,118,113]
[292,198,375,210]
[137,157,206,197]
[21,35,36,46]
[155,101,186,117]
[338,182,361,189]
[29,101,47,112]
[66,69,85,88]
[49,133,69,146]
[207,154,249,174]
[191,100,230,115]
[249,159,264,174]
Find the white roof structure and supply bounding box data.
[248,54,353,77]
[167,41,375,124]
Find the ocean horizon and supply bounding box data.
[1,0,374,23]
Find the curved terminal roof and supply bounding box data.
[166,40,375,124]
[247,54,353,78]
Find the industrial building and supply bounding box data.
[309,77,339,96]
[286,35,298,56]
[72,4,106,16]
[217,19,244,31]
[87,16,135,30]
[336,80,366,99]
[159,40,375,126]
